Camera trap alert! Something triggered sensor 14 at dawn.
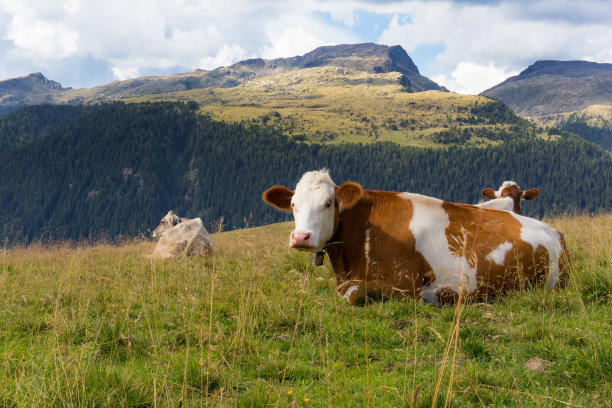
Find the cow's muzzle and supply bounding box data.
[290,231,313,249]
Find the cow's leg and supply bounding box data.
[343,280,400,305]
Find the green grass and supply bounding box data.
[1,214,610,407]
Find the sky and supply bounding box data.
[1,0,612,95]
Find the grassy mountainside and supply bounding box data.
[131,67,544,147]
[61,43,443,102]
[534,106,612,152]
[1,213,610,406]
[0,43,444,114]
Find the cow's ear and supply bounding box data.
[522,188,539,201]
[481,188,497,200]
[336,182,363,209]
[263,185,294,211]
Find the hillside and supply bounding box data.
[0,104,99,151]
[1,213,610,406]
[131,66,540,147]
[481,60,612,117]
[0,43,444,114]
[0,102,610,243]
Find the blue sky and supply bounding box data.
[1,0,612,94]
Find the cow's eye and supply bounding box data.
[325,200,332,208]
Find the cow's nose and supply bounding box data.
[291,231,312,247]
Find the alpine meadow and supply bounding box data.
[0,43,610,407]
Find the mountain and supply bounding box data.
[134,65,538,147]
[481,60,612,117]
[0,73,69,115]
[0,43,445,113]
[0,101,610,243]
[2,44,535,148]
[229,43,445,92]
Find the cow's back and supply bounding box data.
[411,197,567,302]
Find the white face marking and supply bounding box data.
[398,193,478,305]
[475,197,514,212]
[486,241,513,265]
[290,170,337,251]
[494,181,519,199]
[509,212,562,289]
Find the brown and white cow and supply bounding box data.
[477,181,539,214]
[150,211,214,260]
[263,170,569,305]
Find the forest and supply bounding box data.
[0,101,610,243]
[556,113,612,151]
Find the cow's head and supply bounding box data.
[263,170,362,251]
[152,210,180,238]
[481,181,539,214]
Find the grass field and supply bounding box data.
[1,213,610,407]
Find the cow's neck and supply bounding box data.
[321,195,375,277]
[312,205,343,266]
[323,202,367,284]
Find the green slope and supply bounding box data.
[129,66,547,147]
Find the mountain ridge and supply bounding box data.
[481,59,612,117]
[0,43,445,113]
[0,72,70,114]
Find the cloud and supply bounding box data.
[4,14,79,59]
[200,43,248,70]
[433,62,519,95]
[261,13,358,60]
[111,66,140,81]
[0,0,361,85]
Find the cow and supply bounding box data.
[263,170,569,306]
[150,211,214,260]
[477,181,539,214]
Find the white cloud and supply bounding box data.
[111,66,139,81]
[200,43,248,70]
[260,11,359,59]
[63,1,79,14]
[262,26,328,60]
[434,62,519,95]
[4,14,79,59]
